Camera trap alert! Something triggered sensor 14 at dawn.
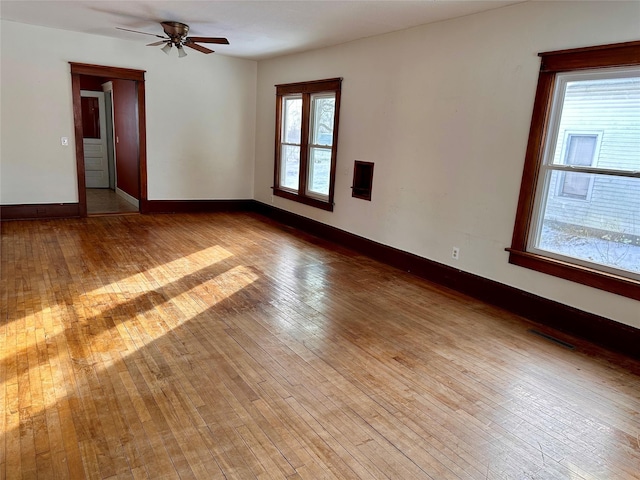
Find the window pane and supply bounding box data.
[551,76,640,171]
[308,148,331,196]
[283,97,302,144]
[565,135,597,166]
[280,145,300,191]
[559,171,591,199]
[535,171,640,275]
[311,94,335,146]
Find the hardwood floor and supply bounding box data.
[1,213,639,479]
[86,189,138,215]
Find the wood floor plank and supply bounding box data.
[2,213,639,479]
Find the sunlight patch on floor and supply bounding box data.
[86,245,234,297]
[1,246,257,399]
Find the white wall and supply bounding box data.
[0,20,257,203]
[254,1,640,329]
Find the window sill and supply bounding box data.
[273,188,334,212]
[506,248,640,300]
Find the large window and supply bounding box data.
[509,41,640,300]
[274,78,342,211]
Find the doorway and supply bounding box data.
[71,63,147,216]
[81,90,109,188]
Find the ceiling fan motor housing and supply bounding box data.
[161,21,189,45]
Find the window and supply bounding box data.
[557,133,599,200]
[509,41,640,300]
[274,78,342,211]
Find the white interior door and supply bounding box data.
[81,90,109,188]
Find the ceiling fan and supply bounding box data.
[117,21,229,57]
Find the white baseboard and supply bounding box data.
[116,188,139,208]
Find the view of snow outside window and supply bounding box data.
[535,74,640,276]
[281,145,300,190]
[308,148,331,195]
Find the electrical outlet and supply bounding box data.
[452,247,460,260]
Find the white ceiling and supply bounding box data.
[0,1,524,60]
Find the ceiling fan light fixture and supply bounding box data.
[117,22,228,57]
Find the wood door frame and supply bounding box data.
[70,63,148,216]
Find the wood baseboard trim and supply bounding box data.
[251,201,640,359]
[144,199,255,214]
[116,188,140,208]
[0,203,80,221]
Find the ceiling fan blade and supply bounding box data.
[147,40,167,46]
[186,36,229,45]
[116,27,166,39]
[184,42,215,54]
